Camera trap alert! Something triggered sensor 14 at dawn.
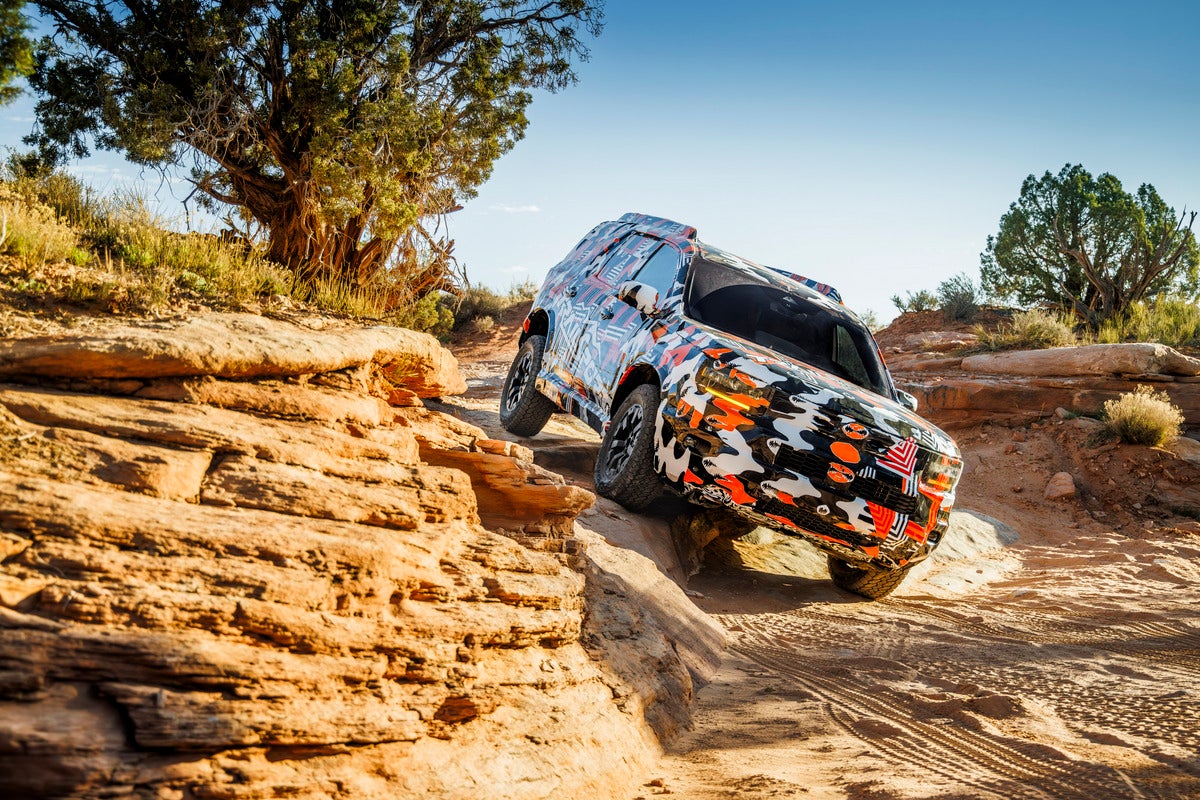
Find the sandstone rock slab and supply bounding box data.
[201,454,478,529]
[0,312,466,397]
[961,343,1200,378]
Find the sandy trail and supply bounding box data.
[446,327,1200,800]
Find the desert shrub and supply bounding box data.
[1103,385,1184,446]
[454,285,507,326]
[470,315,495,333]
[390,290,456,337]
[937,273,979,321]
[1096,298,1200,348]
[508,277,538,301]
[977,308,1077,350]
[891,289,938,314]
[858,308,883,332]
[453,281,539,328]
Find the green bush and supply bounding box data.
[891,289,938,314]
[1096,298,1200,348]
[390,290,456,337]
[977,308,1077,351]
[1103,385,1184,446]
[937,273,979,321]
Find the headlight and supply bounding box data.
[696,362,774,412]
[922,453,962,493]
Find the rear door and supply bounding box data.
[559,233,662,407]
[578,240,686,413]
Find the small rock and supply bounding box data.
[1055,407,1072,419]
[1045,472,1076,501]
[1011,430,1027,443]
[1004,444,1019,455]
[1011,485,1023,494]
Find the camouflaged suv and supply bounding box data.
[500,213,962,598]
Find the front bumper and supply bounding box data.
[655,394,955,569]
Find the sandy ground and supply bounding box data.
[445,320,1200,800]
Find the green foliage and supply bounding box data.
[981,164,1199,327]
[1103,385,1183,447]
[936,272,979,321]
[0,0,32,105]
[1096,298,1200,348]
[389,290,456,337]
[27,0,603,297]
[976,308,1077,351]
[890,289,938,314]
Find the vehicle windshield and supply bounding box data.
[684,252,891,397]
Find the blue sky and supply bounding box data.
[2,1,1198,320]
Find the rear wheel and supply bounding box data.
[827,556,912,600]
[499,335,557,437]
[594,384,662,511]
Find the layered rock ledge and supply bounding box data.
[888,341,1200,428]
[0,313,718,799]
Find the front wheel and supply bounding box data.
[594,383,662,512]
[499,335,557,437]
[827,556,912,600]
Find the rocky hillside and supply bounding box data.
[0,312,721,799]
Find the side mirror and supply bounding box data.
[897,389,919,412]
[617,281,660,317]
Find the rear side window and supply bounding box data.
[597,234,660,285]
[630,244,683,299]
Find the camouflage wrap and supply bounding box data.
[519,213,961,568]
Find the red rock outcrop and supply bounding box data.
[0,313,709,799]
[887,342,1200,429]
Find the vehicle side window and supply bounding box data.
[630,244,682,299]
[597,234,659,285]
[832,324,872,388]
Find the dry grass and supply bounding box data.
[1096,299,1200,349]
[0,190,82,267]
[1103,385,1184,447]
[976,308,1078,350]
[0,167,463,333]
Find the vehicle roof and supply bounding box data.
[616,212,843,304]
[617,212,697,246]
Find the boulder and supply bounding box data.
[1045,472,1077,501]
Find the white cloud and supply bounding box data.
[490,203,540,214]
[500,265,528,273]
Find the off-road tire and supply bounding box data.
[594,383,663,511]
[827,556,912,600]
[499,335,557,437]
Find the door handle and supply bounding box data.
[599,306,614,320]
[565,286,578,297]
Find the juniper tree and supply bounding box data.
[981,164,1198,326]
[27,0,603,297]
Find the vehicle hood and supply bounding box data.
[692,323,959,458]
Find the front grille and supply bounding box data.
[773,445,918,516]
[756,498,873,548]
